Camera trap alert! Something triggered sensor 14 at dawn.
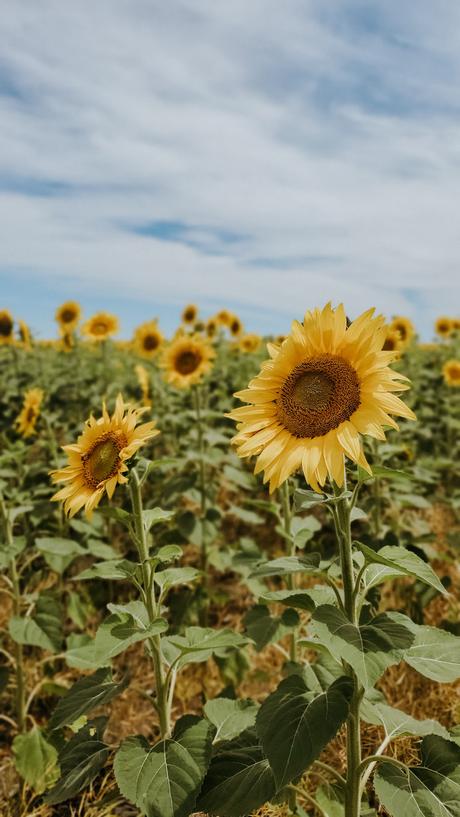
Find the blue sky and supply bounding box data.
[1,1,459,340]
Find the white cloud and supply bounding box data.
[0,0,459,337]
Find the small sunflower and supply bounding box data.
[228,303,415,493]
[389,316,414,347]
[275,335,287,346]
[216,309,232,327]
[50,394,159,518]
[135,364,151,406]
[382,328,402,353]
[239,333,261,354]
[182,304,198,325]
[435,316,453,339]
[206,318,218,338]
[133,320,164,358]
[452,318,460,332]
[229,314,243,337]
[82,312,119,341]
[18,320,32,350]
[55,301,81,332]
[0,310,14,345]
[16,388,44,438]
[443,359,460,387]
[162,334,215,389]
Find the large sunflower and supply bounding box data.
[182,304,198,325]
[50,395,159,517]
[389,316,414,346]
[55,301,81,332]
[133,320,164,358]
[435,316,453,339]
[162,334,215,389]
[443,359,460,387]
[16,388,44,438]
[0,310,14,345]
[228,304,415,493]
[82,312,119,341]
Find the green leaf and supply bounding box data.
[244,605,299,652]
[86,539,119,560]
[356,543,447,595]
[198,729,276,817]
[204,698,258,743]
[358,465,413,483]
[35,536,86,573]
[404,625,460,682]
[154,567,201,593]
[9,592,64,653]
[166,627,249,670]
[114,716,214,817]
[361,691,450,739]
[49,667,127,730]
[256,675,353,788]
[155,545,183,563]
[142,507,175,532]
[374,735,460,817]
[260,585,336,611]
[249,553,321,578]
[92,611,168,664]
[73,558,139,581]
[45,718,110,805]
[13,727,59,794]
[294,488,327,510]
[312,606,414,688]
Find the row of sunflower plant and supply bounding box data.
[0,301,459,817]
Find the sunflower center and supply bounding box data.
[184,309,195,322]
[82,434,124,486]
[395,323,407,340]
[26,407,36,423]
[277,354,360,438]
[61,309,76,323]
[0,315,13,336]
[176,350,201,375]
[143,334,159,351]
[92,322,108,335]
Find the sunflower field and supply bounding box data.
[0,302,459,817]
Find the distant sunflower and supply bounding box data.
[82,312,119,341]
[443,359,460,387]
[229,315,243,337]
[60,331,75,352]
[0,310,14,345]
[382,328,402,353]
[55,301,81,332]
[435,316,453,339]
[275,335,287,346]
[18,320,32,350]
[216,309,231,326]
[163,335,215,389]
[206,318,218,338]
[452,318,460,332]
[389,316,414,347]
[135,364,151,406]
[228,303,415,492]
[133,320,164,358]
[50,394,159,517]
[16,388,44,438]
[182,304,198,325]
[239,333,261,354]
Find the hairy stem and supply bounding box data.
[281,480,297,662]
[193,385,209,623]
[0,498,26,733]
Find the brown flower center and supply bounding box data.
[82,432,126,486]
[61,309,77,323]
[277,354,360,438]
[143,333,159,351]
[26,407,37,423]
[438,322,449,334]
[0,315,13,337]
[394,323,407,340]
[175,349,201,375]
[92,321,109,336]
[184,309,195,322]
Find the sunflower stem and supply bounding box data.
[281,480,297,662]
[193,385,209,624]
[332,476,362,817]
[0,497,26,733]
[129,469,170,738]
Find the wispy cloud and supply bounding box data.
[0,0,459,337]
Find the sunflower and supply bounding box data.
[206,318,218,338]
[229,314,243,337]
[82,312,119,341]
[18,320,32,349]
[162,334,215,389]
[275,335,287,346]
[228,303,415,493]
[382,328,402,353]
[55,301,81,332]
[50,394,159,518]
[435,316,453,339]
[452,318,460,332]
[239,333,261,354]
[442,359,460,387]
[133,320,164,358]
[135,364,151,406]
[182,304,198,325]
[389,316,414,346]
[16,388,44,438]
[0,310,14,345]
[60,331,75,352]
[216,309,231,326]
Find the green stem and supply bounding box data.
[129,470,170,738]
[333,477,362,817]
[281,480,297,662]
[0,498,26,733]
[193,386,209,623]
